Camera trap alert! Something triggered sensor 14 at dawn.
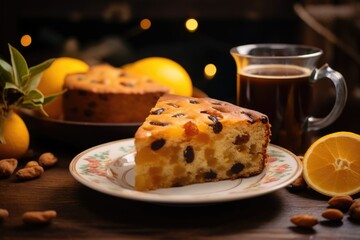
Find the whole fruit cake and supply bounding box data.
[134,94,271,191]
[62,64,170,123]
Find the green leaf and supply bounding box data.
[20,89,65,116]
[29,58,54,78]
[20,100,48,116]
[0,59,12,73]
[21,90,66,116]
[1,44,61,116]
[21,58,54,91]
[8,44,29,86]
[4,81,23,92]
[22,89,44,104]
[0,60,13,87]
[20,101,43,109]
[43,89,66,105]
[19,89,47,115]
[23,74,41,93]
[36,105,48,116]
[4,82,25,107]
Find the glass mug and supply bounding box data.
[230,44,347,154]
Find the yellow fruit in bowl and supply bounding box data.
[123,57,193,97]
[37,57,89,118]
[302,131,360,197]
[0,112,29,159]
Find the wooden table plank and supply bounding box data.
[1,141,360,239]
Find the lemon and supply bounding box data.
[0,112,30,159]
[37,57,89,118]
[123,57,193,96]
[302,131,360,197]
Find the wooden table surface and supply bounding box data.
[1,138,360,240]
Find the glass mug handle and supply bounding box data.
[307,64,348,131]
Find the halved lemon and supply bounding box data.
[303,131,360,196]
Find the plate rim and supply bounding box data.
[69,138,303,204]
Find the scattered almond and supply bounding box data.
[25,160,40,168]
[290,214,318,228]
[349,199,360,220]
[0,158,18,178]
[328,196,353,210]
[16,165,44,180]
[0,208,9,221]
[322,209,344,221]
[38,152,58,168]
[287,174,307,192]
[22,210,57,225]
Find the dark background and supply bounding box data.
[0,0,359,134]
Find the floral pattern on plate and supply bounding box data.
[69,138,302,204]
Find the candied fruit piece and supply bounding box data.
[149,166,163,176]
[173,165,186,177]
[183,121,199,137]
[205,148,218,167]
[233,134,250,145]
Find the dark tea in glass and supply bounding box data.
[231,44,347,154]
[238,64,312,153]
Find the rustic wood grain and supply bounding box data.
[1,140,360,239]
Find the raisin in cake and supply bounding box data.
[134,94,271,191]
[63,64,170,123]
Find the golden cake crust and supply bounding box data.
[135,94,270,139]
[63,64,170,123]
[64,64,169,94]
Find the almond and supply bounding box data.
[16,165,44,180]
[287,174,307,192]
[22,210,57,225]
[0,158,18,178]
[38,152,58,168]
[322,209,344,221]
[328,196,353,210]
[0,208,9,221]
[290,214,318,228]
[349,199,360,220]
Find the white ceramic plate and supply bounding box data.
[69,138,302,204]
